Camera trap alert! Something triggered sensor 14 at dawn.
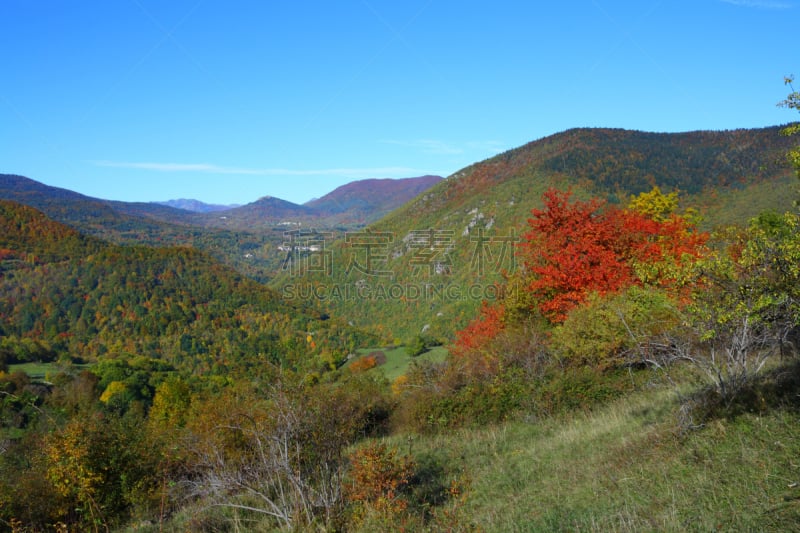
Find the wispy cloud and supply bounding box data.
[379,139,506,156]
[90,160,429,178]
[719,0,792,8]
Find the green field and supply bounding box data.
[7,362,60,380]
[352,345,449,381]
[7,361,90,381]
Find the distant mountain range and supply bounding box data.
[155,199,240,213]
[197,175,444,229]
[153,176,443,220]
[0,174,445,282]
[0,174,444,230]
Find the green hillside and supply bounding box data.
[0,201,371,377]
[271,126,797,341]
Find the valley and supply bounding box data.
[2,124,800,531]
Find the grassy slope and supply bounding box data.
[376,384,800,532]
[79,361,800,533]
[7,362,61,380]
[352,345,449,381]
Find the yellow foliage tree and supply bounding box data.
[99,380,127,404]
[45,419,107,529]
[627,186,679,222]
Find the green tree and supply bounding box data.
[45,413,161,530]
[778,76,800,203]
[550,286,680,369]
[148,377,192,430]
[661,213,800,401]
[405,335,427,357]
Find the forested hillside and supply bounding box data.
[0,174,445,283]
[0,201,393,531]
[306,175,443,223]
[273,126,797,342]
[0,174,300,282]
[0,201,370,376]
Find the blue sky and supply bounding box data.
[0,0,796,205]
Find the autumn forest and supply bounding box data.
[2,88,800,531]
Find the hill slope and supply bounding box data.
[0,174,296,282]
[200,195,316,230]
[305,175,443,223]
[271,126,797,341]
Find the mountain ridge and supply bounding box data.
[155,199,241,213]
[0,174,444,230]
[197,175,444,229]
[305,175,443,223]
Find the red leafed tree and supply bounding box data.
[452,302,505,357]
[521,189,631,322]
[451,187,708,358]
[520,188,707,323]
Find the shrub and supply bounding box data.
[405,336,425,357]
[656,213,800,404]
[346,442,414,522]
[551,286,680,369]
[350,355,378,372]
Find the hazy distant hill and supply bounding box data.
[0,174,138,225]
[0,173,446,282]
[272,126,798,341]
[197,175,444,229]
[0,174,444,233]
[0,174,286,283]
[156,198,240,213]
[200,196,317,230]
[0,174,199,228]
[305,176,443,223]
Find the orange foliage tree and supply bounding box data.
[452,302,505,358]
[453,187,708,357]
[349,354,378,373]
[520,188,707,323]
